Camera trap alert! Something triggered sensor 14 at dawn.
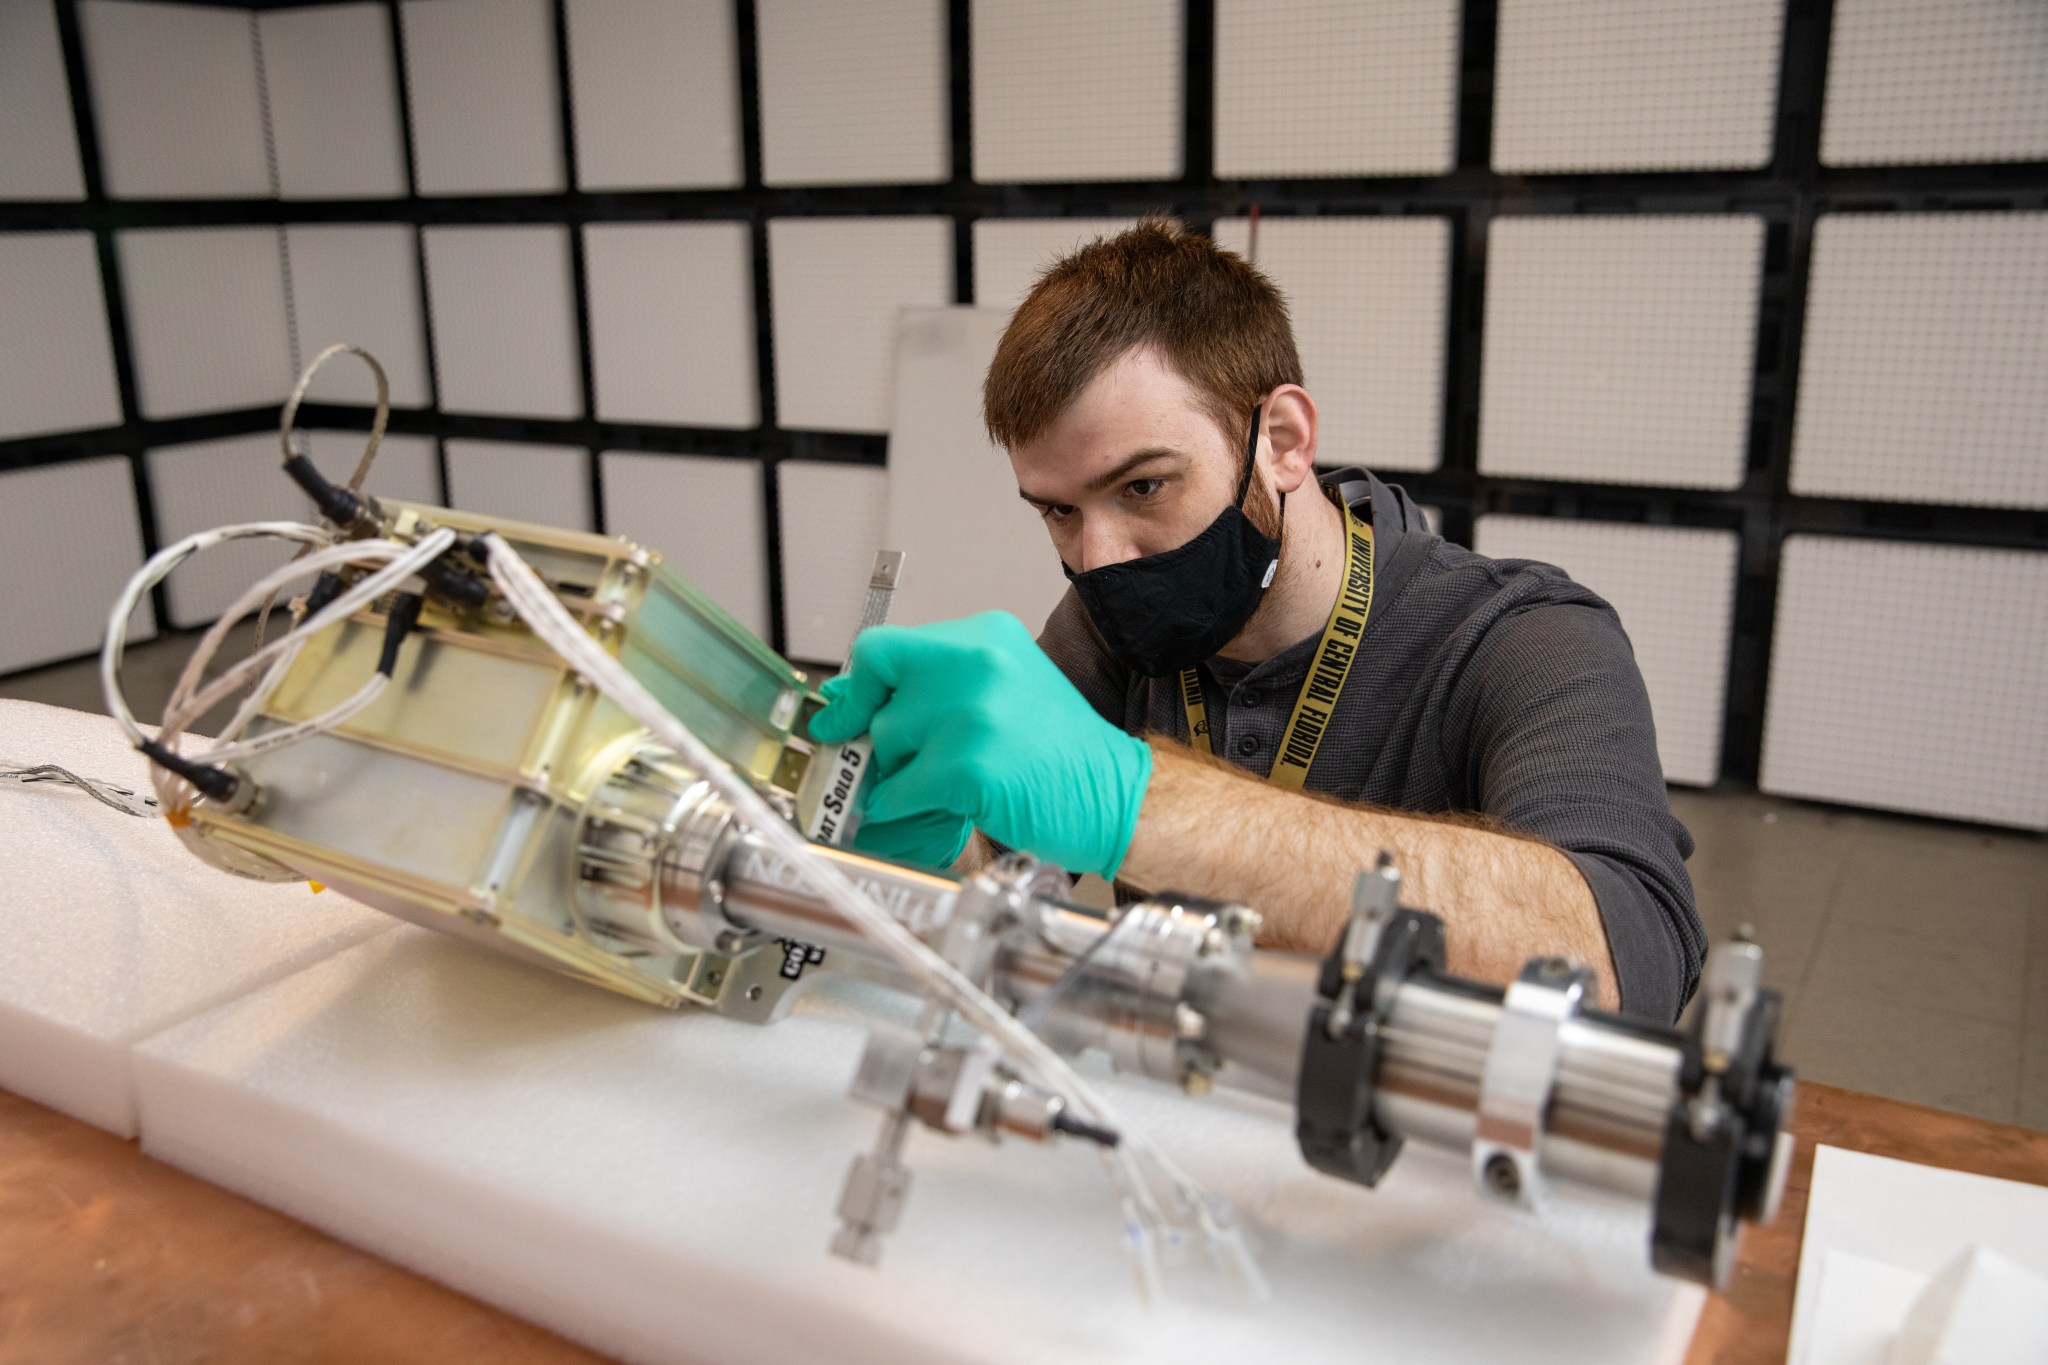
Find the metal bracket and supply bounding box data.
[1472,956,1593,1209]
[1295,877,1446,1188]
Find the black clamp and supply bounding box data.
[1295,879,1446,1188]
[1650,940,1796,1287]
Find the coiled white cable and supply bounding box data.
[145,529,456,820]
[101,521,335,750]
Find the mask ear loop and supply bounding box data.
[1236,399,1286,533]
[1233,402,1264,506]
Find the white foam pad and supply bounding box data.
[0,701,391,1137]
[134,923,1701,1365]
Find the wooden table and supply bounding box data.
[3,1081,2044,1365]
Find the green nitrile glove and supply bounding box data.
[816,673,976,871]
[808,611,1152,880]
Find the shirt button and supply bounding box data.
[1240,690,1262,707]
[1236,735,1260,757]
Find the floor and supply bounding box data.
[7,630,2047,1131]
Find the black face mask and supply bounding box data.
[1063,405,1282,678]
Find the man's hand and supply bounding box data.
[808,612,1152,880]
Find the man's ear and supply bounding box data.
[1263,384,1319,494]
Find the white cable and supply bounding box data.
[202,674,388,764]
[102,521,333,748]
[149,530,455,817]
[481,533,1257,1293]
[212,638,306,750]
[160,535,428,740]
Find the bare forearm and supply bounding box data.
[1118,741,1619,1008]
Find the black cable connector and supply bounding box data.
[303,571,346,617]
[419,554,491,610]
[138,739,242,805]
[1051,1110,1121,1148]
[377,593,424,677]
[284,453,367,528]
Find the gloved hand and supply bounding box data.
[814,699,973,870]
[809,611,1152,880]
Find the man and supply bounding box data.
[811,219,1703,1022]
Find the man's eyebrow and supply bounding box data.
[1017,447,1188,506]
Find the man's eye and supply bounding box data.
[1040,503,1074,522]
[1125,478,1164,499]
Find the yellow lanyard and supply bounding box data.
[1180,501,1374,790]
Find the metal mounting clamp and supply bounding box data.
[1295,861,1446,1188]
[1473,956,1593,1209]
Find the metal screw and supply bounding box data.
[1484,1152,1521,1199]
[745,984,763,1001]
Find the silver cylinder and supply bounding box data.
[1373,981,1679,1199]
[688,831,959,989]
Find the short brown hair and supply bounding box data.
[982,217,1303,449]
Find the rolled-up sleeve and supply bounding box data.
[1444,600,1705,1022]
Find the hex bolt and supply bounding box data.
[1174,1003,1207,1040]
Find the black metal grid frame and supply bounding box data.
[3,0,2046,781]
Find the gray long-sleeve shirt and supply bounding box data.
[1034,467,1705,1022]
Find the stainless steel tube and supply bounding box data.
[1373,980,1679,1199]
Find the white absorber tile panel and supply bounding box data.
[972,0,1183,183]
[306,430,443,509]
[1822,0,2048,167]
[970,217,1139,310]
[1479,215,1762,490]
[256,4,409,199]
[0,232,122,440]
[884,307,1068,633]
[78,0,270,199]
[0,701,390,1137]
[1213,0,1459,179]
[1473,517,1738,787]
[443,439,591,533]
[1491,0,1783,173]
[131,925,1704,1365]
[756,0,949,187]
[0,0,86,200]
[768,217,954,434]
[1761,536,2048,831]
[145,433,318,628]
[1791,212,2048,510]
[118,227,293,420]
[1213,216,1449,474]
[776,460,890,665]
[585,222,757,429]
[0,460,152,674]
[422,226,583,420]
[564,0,742,191]
[600,452,768,639]
[400,0,565,195]
[286,225,432,409]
